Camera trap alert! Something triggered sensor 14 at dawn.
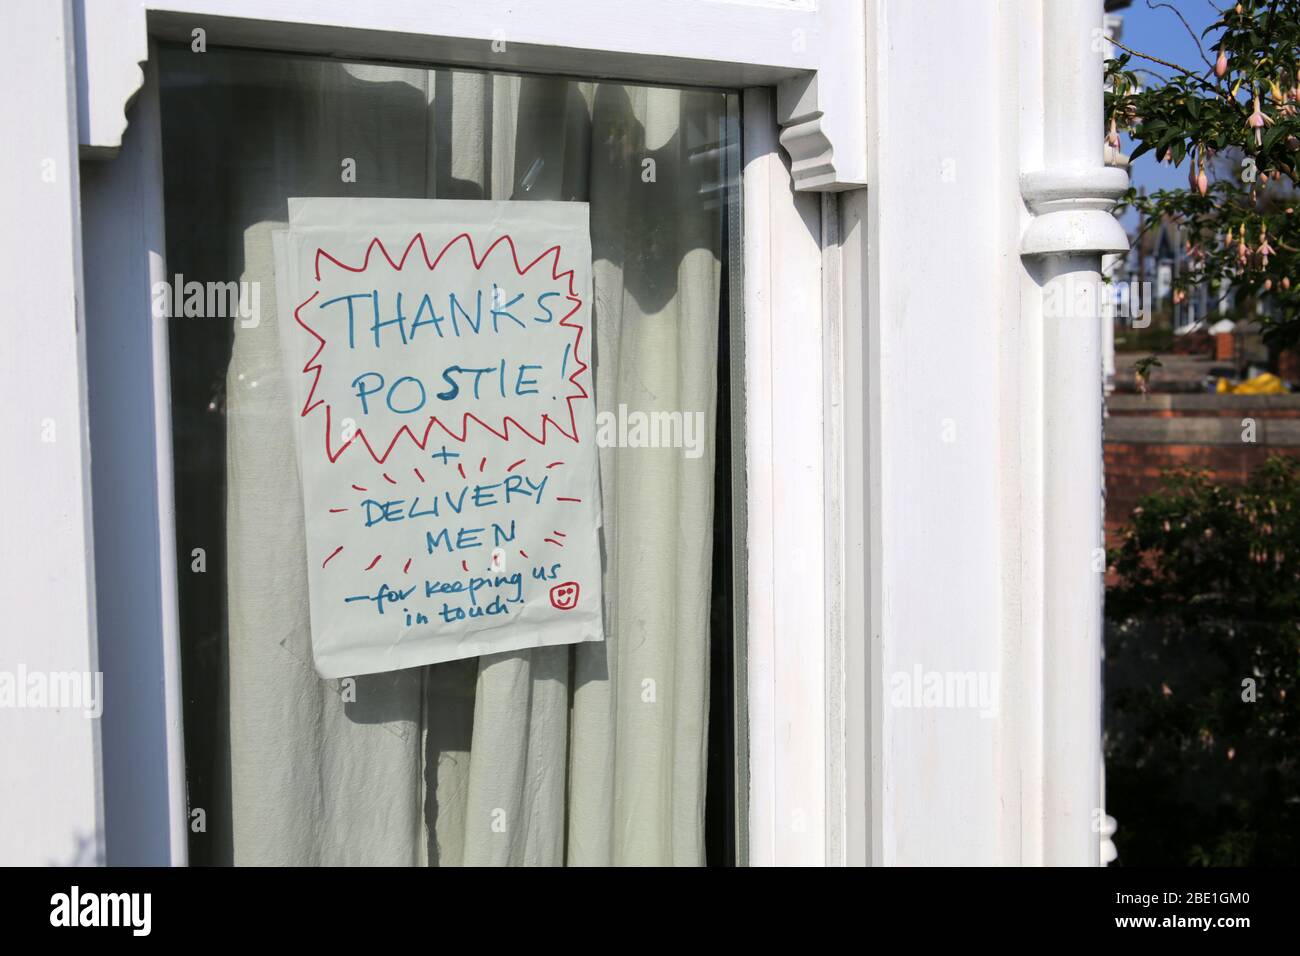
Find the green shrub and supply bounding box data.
[1105,455,1300,866]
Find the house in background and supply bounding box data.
[1109,212,1236,339]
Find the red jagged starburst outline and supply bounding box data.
[293,232,588,464]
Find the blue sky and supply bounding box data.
[1114,0,1226,194]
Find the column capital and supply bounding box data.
[1020,166,1131,257]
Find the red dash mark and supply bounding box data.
[403,558,412,574]
[461,560,469,572]
[519,549,529,559]
[328,507,348,514]
[544,537,565,547]
[507,459,526,472]
[555,497,582,503]
[457,463,466,479]
[553,530,567,537]
[546,461,565,469]
[365,554,382,571]
[479,456,487,473]
[382,472,397,485]
[351,484,368,492]
[413,467,425,483]
[322,546,344,568]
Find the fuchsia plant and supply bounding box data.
[1107,0,1300,347]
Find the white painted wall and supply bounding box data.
[0,0,104,865]
[861,0,1120,864]
[866,0,1010,864]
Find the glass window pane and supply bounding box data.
[158,46,742,866]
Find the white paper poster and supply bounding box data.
[273,198,603,678]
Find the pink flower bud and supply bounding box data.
[1258,234,1275,267]
[1248,96,1270,145]
[1215,49,1228,78]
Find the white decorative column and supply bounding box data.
[1020,0,1129,865]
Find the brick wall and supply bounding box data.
[1107,394,1300,419]
[1104,395,1300,546]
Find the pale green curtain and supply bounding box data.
[161,49,723,865]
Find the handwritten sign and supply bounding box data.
[272,198,603,678]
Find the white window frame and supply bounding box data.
[37,0,874,866]
[8,0,1129,869]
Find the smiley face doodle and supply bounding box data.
[549,582,580,610]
